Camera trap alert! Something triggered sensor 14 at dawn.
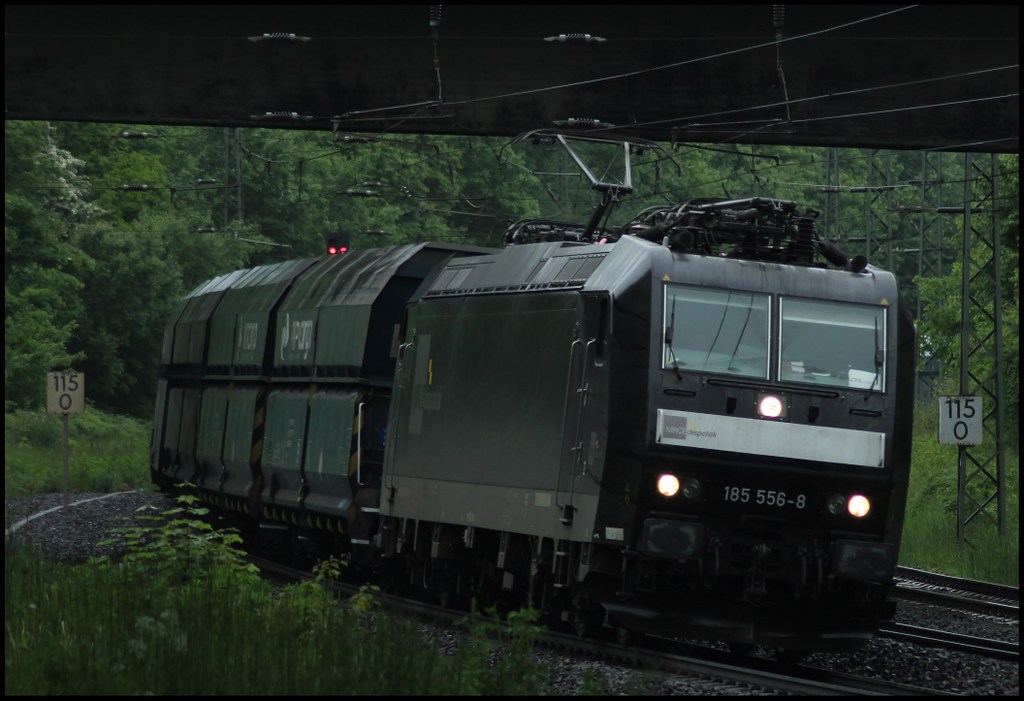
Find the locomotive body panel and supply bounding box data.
[382,290,601,541]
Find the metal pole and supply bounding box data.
[956,153,973,551]
[990,154,1006,535]
[62,412,70,509]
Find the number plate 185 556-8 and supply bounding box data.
[723,486,807,510]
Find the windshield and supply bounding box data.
[780,298,886,391]
[663,285,770,379]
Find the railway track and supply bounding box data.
[886,565,1019,665]
[895,565,1019,619]
[879,621,1018,662]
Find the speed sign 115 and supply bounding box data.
[47,371,85,414]
[938,395,982,446]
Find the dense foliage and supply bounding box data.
[4,121,1018,453]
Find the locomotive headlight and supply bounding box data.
[680,476,702,500]
[757,393,786,419]
[847,494,871,518]
[826,493,846,515]
[657,473,681,498]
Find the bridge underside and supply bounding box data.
[4,5,1018,152]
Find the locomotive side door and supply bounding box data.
[381,325,418,510]
[556,293,611,528]
[556,323,587,524]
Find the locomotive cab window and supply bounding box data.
[779,298,886,391]
[663,285,769,379]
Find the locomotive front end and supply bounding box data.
[604,246,915,653]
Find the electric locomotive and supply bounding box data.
[151,134,914,657]
[377,198,915,654]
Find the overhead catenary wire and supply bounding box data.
[331,6,940,137]
[323,5,1016,153]
[639,65,1019,135]
[442,6,923,109]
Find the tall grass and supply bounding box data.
[4,408,151,496]
[4,546,554,695]
[900,399,1019,586]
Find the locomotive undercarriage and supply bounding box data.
[369,509,887,647]
[369,513,888,651]
[377,518,579,615]
[604,524,895,652]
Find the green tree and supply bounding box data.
[69,212,254,416]
[50,122,174,224]
[4,263,84,409]
[4,122,90,409]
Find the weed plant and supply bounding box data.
[5,495,554,695]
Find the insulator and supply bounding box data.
[544,33,606,43]
[250,111,312,121]
[788,216,819,263]
[114,131,159,139]
[248,33,311,43]
[554,117,614,129]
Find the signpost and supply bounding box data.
[47,371,85,508]
[938,395,983,446]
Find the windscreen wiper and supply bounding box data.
[665,296,683,380]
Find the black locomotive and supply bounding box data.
[152,135,915,657]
